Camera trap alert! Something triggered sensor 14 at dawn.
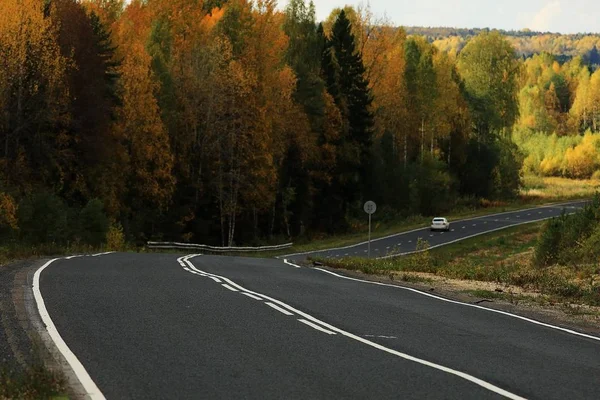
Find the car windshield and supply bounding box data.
[433,218,445,222]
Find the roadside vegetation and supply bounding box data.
[0,193,126,266]
[0,365,67,400]
[4,0,600,251]
[0,0,598,255]
[244,176,597,257]
[316,196,600,308]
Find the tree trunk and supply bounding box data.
[420,118,425,163]
[404,133,408,169]
[430,130,434,156]
[270,203,276,239]
[253,207,258,241]
[448,136,452,166]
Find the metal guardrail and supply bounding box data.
[147,241,293,253]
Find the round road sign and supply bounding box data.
[364,201,377,215]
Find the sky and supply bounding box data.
[278,0,600,34]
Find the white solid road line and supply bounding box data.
[266,302,295,316]
[182,255,526,400]
[298,319,337,335]
[208,276,222,283]
[277,200,588,259]
[34,259,106,400]
[284,259,302,268]
[313,267,600,343]
[377,211,581,260]
[365,335,398,339]
[91,251,115,257]
[242,293,263,301]
[221,284,239,292]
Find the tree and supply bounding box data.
[282,0,323,236]
[571,66,592,132]
[457,32,520,140]
[51,0,124,208]
[81,0,124,27]
[113,0,175,237]
[322,10,374,220]
[0,0,69,189]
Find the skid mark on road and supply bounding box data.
[178,255,527,400]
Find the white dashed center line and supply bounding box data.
[298,319,337,335]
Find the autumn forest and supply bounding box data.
[1,0,600,247]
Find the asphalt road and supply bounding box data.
[39,252,600,399]
[283,200,589,261]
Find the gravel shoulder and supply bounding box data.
[316,266,600,336]
[0,260,39,371]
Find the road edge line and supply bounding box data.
[31,258,106,400]
[283,259,302,268]
[377,216,559,259]
[278,200,588,259]
[313,267,600,343]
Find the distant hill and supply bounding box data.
[405,26,600,62]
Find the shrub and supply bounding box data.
[78,199,109,247]
[18,192,69,245]
[106,222,125,251]
[564,132,600,179]
[534,194,600,266]
[406,238,433,272]
[0,192,18,237]
[408,157,456,216]
[491,137,524,199]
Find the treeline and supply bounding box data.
[514,52,600,179]
[1,0,527,246]
[408,26,600,63]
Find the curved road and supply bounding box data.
[283,200,589,261]
[38,249,600,399]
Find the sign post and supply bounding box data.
[363,201,377,258]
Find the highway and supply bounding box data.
[37,248,600,399]
[282,200,589,261]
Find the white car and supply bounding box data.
[431,217,450,232]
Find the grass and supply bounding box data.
[0,240,132,268]
[521,175,600,201]
[316,222,600,307]
[0,365,67,400]
[236,176,598,258]
[143,176,597,259]
[463,289,512,300]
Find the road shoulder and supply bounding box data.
[313,265,600,337]
[1,259,87,400]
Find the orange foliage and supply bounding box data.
[113,0,175,210]
[0,193,18,230]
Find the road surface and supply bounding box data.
[37,251,600,399]
[282,200,589,261]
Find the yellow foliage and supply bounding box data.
[0,193,18,230]
[540,156,562,176]
[106,223,125,251]
[564,133,600,179]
